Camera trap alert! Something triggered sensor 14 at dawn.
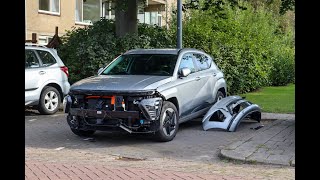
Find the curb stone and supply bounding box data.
[220,114,295,167]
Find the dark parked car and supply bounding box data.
[64,48,227,141]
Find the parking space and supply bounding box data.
[25,110,264,163]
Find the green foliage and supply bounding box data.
[280,0,295,15]
[59,0,294,94]
[58,19,173,83]
[269,46,295,86]
[170,0,294,94]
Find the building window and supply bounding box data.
[39,0,60,15]
[139,11,162,26]
[102,1,115,20]
[38,35,53,45]
[157,13,162,26]
[75,0,101,25]
[137,5,145,23]
[150,12,158,25]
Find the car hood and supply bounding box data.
[71,75,172,91]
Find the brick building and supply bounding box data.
[25,0,177,45]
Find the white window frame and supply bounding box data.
[75,0,101,25]
[157,13,162,26]
[38,0,61,16]
[38,35,53,45]
[102,1,115,20]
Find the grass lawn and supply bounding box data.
[239,84,295,113]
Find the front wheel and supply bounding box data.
[154,101,179,142]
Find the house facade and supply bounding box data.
[26,0,176,45]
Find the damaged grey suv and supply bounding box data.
[64,48,227,141]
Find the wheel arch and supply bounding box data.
[166,97,179,115]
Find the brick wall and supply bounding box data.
[26,0,86,41]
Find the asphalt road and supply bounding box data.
[26,110,267,163]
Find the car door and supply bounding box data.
[25,49,42,103]
[25,49,42,91]
[174,52,204,117]
[25,49,52,103]
[192,53,219,108]
[35,49,60,83]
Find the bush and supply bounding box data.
[169,0,294,94]
[269,46,295,86]
[58,19,174,83]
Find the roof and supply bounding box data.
[124,48,203,55]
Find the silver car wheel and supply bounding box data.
[44,91,59,111]
[161,108,177,137]
[217,95,224,101]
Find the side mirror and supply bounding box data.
[179,67,191,77]
[98,67,104,75]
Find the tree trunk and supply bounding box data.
[115,0,138,37]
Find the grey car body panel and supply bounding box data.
[202,96,261,132]
[71,75,172,91]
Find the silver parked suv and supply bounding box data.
[64,48,226,141]
[25,43,70,114]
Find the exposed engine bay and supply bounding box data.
[64,90,163,133]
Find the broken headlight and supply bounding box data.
[138,97,162,121]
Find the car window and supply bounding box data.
[25,50,40,68]
[102,54,178,76]
[36,50,57,66]
[193,53,209,71]
[179,53,196,73]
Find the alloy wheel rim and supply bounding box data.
[217,95,224,101]
[162,108,177,137]
[44,91,58,111]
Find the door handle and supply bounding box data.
[39,71,46,75]
[195,77,201,81]
[213,72,217,77]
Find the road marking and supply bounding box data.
[28,119,37,122]
[54,147,65,151]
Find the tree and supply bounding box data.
[115,0,139,37]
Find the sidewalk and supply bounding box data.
[25,161,244,180]
[220,113,295,166]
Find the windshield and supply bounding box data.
[101,54,178,76]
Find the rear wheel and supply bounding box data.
[154,101,179,142]
[38,86,61,115]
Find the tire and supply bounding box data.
[70,128,96,137]
[214,90,225,104]
[154,101,179,142]
[38,86,61,115]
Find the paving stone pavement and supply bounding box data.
[25,161,248,180]
[220,114,295,167]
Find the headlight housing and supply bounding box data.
[138,97,162,120]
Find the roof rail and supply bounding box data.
[25,43,48,48]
